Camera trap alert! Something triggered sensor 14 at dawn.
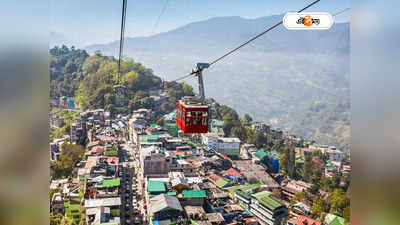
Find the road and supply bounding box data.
[119,140,146,225]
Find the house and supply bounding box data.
[202,133,219,151]
[291,202,310,216]
[324,214,346,225]
[325,148,343,163]
[251,122,270,133]
[210,119,225,136]
[249,191,288,225]
[150,194,184,220]
[235,189,252,208]
[281,180,311,201]
[206,212,225,225]
[51,193,65,215]
[184,205,207,221]
[223,168,242,178]
[143,153,171,177]
[294,215,322,225]
[147,180,167,197]
[181,190,207,206]
[216,137,241,159]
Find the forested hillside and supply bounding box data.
[50,46,193,116]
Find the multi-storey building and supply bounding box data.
[249,191,288,225]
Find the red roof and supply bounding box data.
[225,168,242,177]
[296,215,322,225]
[87,140,104,148]
[87,146,104,155]
[207,173,222,183]
[98,136,119,141]
[219,154,230,161]
[174,151,193,156]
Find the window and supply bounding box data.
[193,112,202,125]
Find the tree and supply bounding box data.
[50,213,63,225]
[291,192,305,204]
[343,205,350,223]
[50,142,84,179]
[279,147,290,173]
[310,182,320,195]
[310,195,326,220]
[329,189,350,217]
[288,148,296,178]
[301,155,313,182]
[231,125,247,142]
[121,71,140,90]
[94,50,102,57]
[244,113,253,124]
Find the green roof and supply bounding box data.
[329,216,345,225]
[225,183,261,193]
[139,135,159,143]
[102,178,120,187]
[252,191,284,211]
[268,151,280,159]
[254,149,267,159]
[183,190,206,198]
[167,192,177,196]
[147,180,166,192]
[215,178,229,188]
[64,200,81,223]
[326,162,335,167]
[235,189,252,200]
[164,111,176,121]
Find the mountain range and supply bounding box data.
[84,15,350,150]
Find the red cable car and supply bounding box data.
[176,97,209,133]
[176,63,210,134]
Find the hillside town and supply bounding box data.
[50,96,350,225]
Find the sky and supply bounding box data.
[50,0,350,47]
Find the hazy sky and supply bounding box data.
[51,0,350,47]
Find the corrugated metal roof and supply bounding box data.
[101,178,120,187]
[252,191,284,211]
[147,180,166,192]
[150,194,183,214]
[254,149,267,159]
[183,190,206,198]
[215,178,229,188]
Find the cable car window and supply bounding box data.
[193,112,202,125]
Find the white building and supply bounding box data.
[249,191,288,225]
[202,134,241,158]
[325,148,343,162]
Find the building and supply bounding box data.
[202,134,241,158]
[287,215,322,225]
[324,214,345,225]
[181,190,207,206]
[50,136,69,161]
[51,193,65,215]
[281,180,311,201]
[216,137,241,159]
[325,148,343,163]
[202,133,219,151]
[150,194,183,220]
[147,180,167,197]
[251,122,270,134]
[143,153,171,177]
[249,191,288,225]
[210,119,225,136]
